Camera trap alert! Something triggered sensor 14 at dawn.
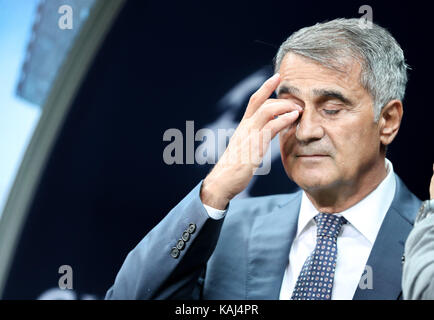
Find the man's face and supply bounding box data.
[277,52,382,193]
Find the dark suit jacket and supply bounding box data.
[105,173,421,299]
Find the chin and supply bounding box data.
[291,171,335,191]
[296,179,326,191]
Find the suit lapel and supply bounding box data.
[246,191,302,299]
[352,206,408,299]
[353,174,420,300]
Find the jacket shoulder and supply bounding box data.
[391,174,422,225]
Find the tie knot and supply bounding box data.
[314,213,346,238]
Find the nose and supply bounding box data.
[295,107,325,143]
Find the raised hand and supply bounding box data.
[200,73,302,209]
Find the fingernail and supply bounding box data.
[284,110,299,116]
[271,73,280,80]
[295,104,303,111]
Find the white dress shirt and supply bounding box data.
[203,204,227,220]
[203,158,396,300]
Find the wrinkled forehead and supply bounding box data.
[276,52,365,97]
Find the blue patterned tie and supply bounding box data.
[291,213,346,300]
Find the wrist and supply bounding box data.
[200,176,230,210]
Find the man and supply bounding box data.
[105,18,421,300]
[403,166,434,299]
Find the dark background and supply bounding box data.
[3,0,433,299]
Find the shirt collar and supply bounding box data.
[296,158,396,244]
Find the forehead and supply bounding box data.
[277,52,365,96]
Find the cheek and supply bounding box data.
[279,135,298,179]
[333,123,379,168]
[279,131,297,159]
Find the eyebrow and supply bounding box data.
[312,88,354,107]
[277,83,354,107]
[276,85,301,97]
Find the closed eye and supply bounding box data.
[323,109,340,115]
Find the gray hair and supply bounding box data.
[274,18,409,122]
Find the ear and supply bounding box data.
[378,99,403,148]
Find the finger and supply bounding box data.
[252,100,302,129]
[262,110,300,137]
[243,73,281,119]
